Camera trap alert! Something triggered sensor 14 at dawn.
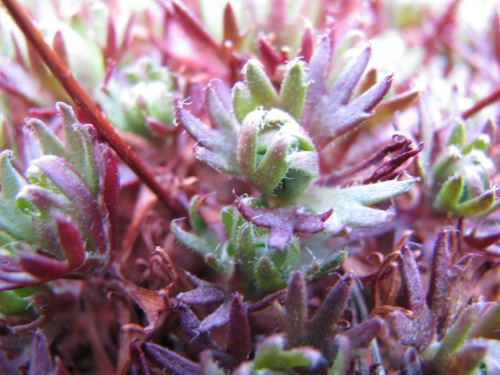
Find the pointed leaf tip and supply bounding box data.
[235,199,331,249]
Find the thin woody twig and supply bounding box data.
[1,0,181,213]
[462,86,500,119]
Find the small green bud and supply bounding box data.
[237,109,319,200]
[431,148,497,217]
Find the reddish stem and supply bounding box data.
[1,0,180,212]
[462,86,500,119]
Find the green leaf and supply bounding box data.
[433,304,487,369]
[0,151,36,244]
[255,255,286,293]
[177,88,241,175]
[279,60,307,120]
[253,335,322,370]
[455,191,496,217]
[171,220,218,257]
[463,134,491,154]
[447,122,466,147]
[299,178,414,234]
[232,222,257,281]
[329,336,351,375]
[233,82,255,123]
[0,290,36,317]
[58,103,99,195]
[434,175,463,213]
[25,119,67,158]
[244,60,278,109]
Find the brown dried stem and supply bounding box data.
[462,85,500,119]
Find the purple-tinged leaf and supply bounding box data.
[384,246,434,350]
[173,303,220,352]
[344,317,385,349]
[427,228,455,314]
[206,82,238,135]
[357,68,378,96]
[302,39,393,149]
[177,285,226,305]
[226,294,251,362]
[223,2,244,50]
[235,199,332,249]
[55,215,85,271]
[464,228,500,250]
[302,36,332,129]
[142,342,200,375]
[176,93,240,174]
[432,304,488,371]
[329,335,351,375]
[327,47,371,108]
[16,185,69,218]
[445,344,488,375]
[470,301,500,339]
[179,271,228,305]
[0,351,19,375]
[283,270,307,347]
[399,246,427,313]
[306,275,353,349]
[95,143,119,254]
[200,300,232,333]
[313,74,393,149]
[19,251,71,280]
[297,27,314,63]
[29,332,52,375]
[28,156,107,253]
[170,1,221,54]
[258,37,282,76]
[128,342,151,375]
[363,89,420,127]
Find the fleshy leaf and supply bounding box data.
[282,270,307,348]
[237,109,319,200]
[177,272,227,306]
[226,294,251,362]
[254,255,286,292]
[251,335,323,371]
[176,84,241,175]
[299,178,414,234]
[235,199,332,249]
[445,344,488,375]
[142,342,200,375]
[306,274,353,349]
[329,335,351,375]
[279,60,308,120]
[303,44,393,149]
[432,304,487,371]
[0,151,36,244]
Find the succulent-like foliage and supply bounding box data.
[377,228,500,374]
[429,121,498,217]
[0,103,118,292]
[1,0,500,374]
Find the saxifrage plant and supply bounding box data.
[0,0,500,374]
